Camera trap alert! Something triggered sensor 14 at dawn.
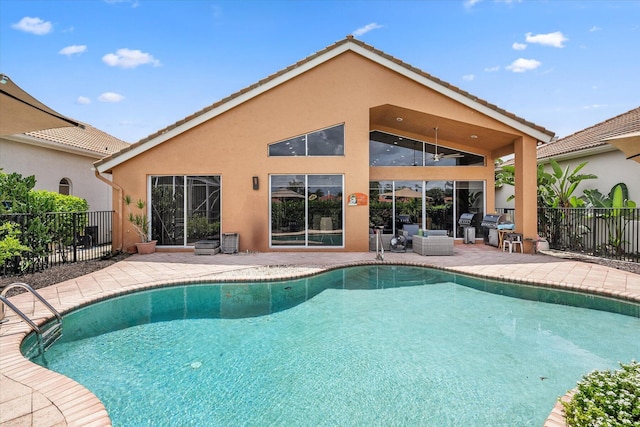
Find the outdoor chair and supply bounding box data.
[401,224,420,246]
[412,230,454,256]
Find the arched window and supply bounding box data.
[59,178,71,195]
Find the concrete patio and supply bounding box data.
[1,244,639,426]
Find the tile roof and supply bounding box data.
[24,123,129,157]
[537,106,640,160]
[96,36,554,169]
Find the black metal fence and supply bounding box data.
[538,207,639,263]
[0,211,114,278]
[496,207,639,263]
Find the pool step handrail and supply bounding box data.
[0,282,63,355]
[375,228,384,261]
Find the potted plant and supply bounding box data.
[124,195,156,254]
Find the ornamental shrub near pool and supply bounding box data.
[562,361,639,426]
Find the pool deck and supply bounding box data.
[1,245,639,427]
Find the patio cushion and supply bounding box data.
[425,230,448,237]
[402,224,420,243]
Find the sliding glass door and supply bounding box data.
[270,174,343,247]
[151,175,221,246]
[369,180,484,238]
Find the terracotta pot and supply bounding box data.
[135,240,157,254]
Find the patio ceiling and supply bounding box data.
[370,105,523,155]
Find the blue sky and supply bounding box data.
[1,0,639,143]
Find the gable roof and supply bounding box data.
[4,122,129,158]
[95,36,555,173]
[537,106,640,161]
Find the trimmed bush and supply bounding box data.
[562,361,639,426]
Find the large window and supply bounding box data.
[268,124,345,156]
[369,180,484,238]
[270,174,343,247]
[369,131,484,166]
[151,175,221,246]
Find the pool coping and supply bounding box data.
[1,249,639,426]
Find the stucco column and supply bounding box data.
[513,136,538,252]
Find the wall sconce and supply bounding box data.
[252,176,259,190]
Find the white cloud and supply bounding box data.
[525,31,568,48]
[506,58,542,72]
[465,0,521,9]
[462,74,475,81]
[484,66,500,72]
[582,104,607,110]
[102,48,161,68]
[464,0,482,8]
[98,92,125,102]
[512,42,527,50]
[59,45,87,56]
[11,17,53,35]
[352,23,383,37]
[104,0,140,7]
[77,96,91,105]
[589,26,601,32]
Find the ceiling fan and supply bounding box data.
[433,127,464,162]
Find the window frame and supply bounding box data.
[150,175,221,247]
[268,124,345,157]
[269,174,344,248]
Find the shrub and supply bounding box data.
[0,222,30,266]
[562,360,639,426]
[124,195,150,243]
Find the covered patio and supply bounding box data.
[368,104,551,250]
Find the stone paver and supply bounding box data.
[1,245,639,426]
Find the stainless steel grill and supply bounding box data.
[481,214,513,246]
[458,213,476,226]
[458,213,477,244]
[480,214,507,229]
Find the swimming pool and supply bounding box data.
[28,265,640,426]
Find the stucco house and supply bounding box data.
[95,36,554,253]
[1,123,129,212]
[496,106,640,208]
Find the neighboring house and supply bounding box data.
[0,123,129,211]
[496,107,640,208]
[95,36,554,253]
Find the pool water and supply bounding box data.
[31,266,640,426]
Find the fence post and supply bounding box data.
[72,212,78,263]
[592,208,597,256]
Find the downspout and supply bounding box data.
[94,169,124,253]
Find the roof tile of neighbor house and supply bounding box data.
[96,36,554,167]
[536,106,640,160]
[25,123,129,156]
